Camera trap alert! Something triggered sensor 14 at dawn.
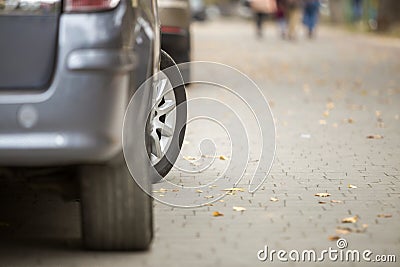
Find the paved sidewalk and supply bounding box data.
[152,19,400,266]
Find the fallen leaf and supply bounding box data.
[326,102,335,110]
[219,155,227,160]
[331,200,342,204]
[204,195,214,199]
[367,135,383,139]
[318,201,327,204]
[196,189,203,193]
[336,226,352,235]
[270,197,279,202]
[377,214,392,218]
[223,188,245,192]
[348,184,358,189]
[328,235,340,241]
[342,215,359,223]
[172,189,180,192]
[319,119,327,125]
[183,156,197,161]
[233,206,246,212]
[153,188,168,193]
[212,211,224,217]
[315,193,331,197]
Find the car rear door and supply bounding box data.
[0,0,61,90]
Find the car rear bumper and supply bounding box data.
[0,2,141,167]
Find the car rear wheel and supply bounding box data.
[149,50,187,182]
[79,155,153,251]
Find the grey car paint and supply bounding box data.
[0,0,160,166]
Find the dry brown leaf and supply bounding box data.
[347,118,354,123]
[212,211,224,217]
[270,197,279,202]
[367,135,383,139]
[377,214,392,218]
[342,215,359,223]
[348,184,358,189]
[233,206,246,212]
[223,188,245,192]
[328,235,340,241]
[315,193,331,197]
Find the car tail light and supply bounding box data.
[161,26,185,35]
[64,0,120,12]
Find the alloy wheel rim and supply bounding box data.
[149,77,176,165]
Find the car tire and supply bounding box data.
[150,50,187,181]
[79,154,153,251]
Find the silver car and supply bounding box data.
[0,0,186,250]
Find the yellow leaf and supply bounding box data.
[366,135,383,139]
[315,193,331,197]
[183,156,197,161]
[341,215,358,223]
[326,102,335,110]
[270,197,279,202]
[348,184,357,189]
[196,189,203,193]
[328,235,340,241]
[233,206,246,212]
[219,155,227,160]
[212,211,224,217]
[336,226,352,235]
[377,214,392,218]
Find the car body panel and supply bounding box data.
[0,0,160,166]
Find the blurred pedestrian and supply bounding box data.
[352,0,363,22]
[276,0,288,39]
[286,0,300,40]
[250,0,277,38]
[302,0,320,38]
